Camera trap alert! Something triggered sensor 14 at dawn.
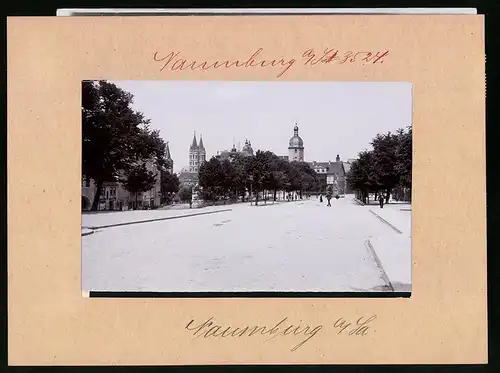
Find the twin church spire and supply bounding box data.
[190,131,205,151]
[189,131,206,173]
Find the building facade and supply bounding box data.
[308,155,347,195]
[82,142,173,211]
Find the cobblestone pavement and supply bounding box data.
[82,197,409,292]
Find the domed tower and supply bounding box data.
[288,122,304,162]
[242,139,254,156]
[229,142,238,161]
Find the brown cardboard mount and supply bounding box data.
[7,15,486,365]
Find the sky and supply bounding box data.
[108,80,412,172]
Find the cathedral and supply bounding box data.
[188,132,206,172]
[178,131,207,186]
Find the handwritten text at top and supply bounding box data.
[153,48,390,78]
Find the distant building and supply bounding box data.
[82,142,173,211]
[178,170,199,187]
[188,132,206,172]
[308,155,349,195]
[164,141,174,174]
[179,131,207,186]
[215,139,254,161]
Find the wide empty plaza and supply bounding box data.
[82,197,411,293]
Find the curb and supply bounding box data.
[369,209,403,234]
[81,230,95,237]
[365,240,394,292]
[86,208,232,230]
[353,198,365,206]
[252,200,305,207]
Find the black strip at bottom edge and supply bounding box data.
[89,291,411,298]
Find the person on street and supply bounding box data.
[326,194,332,207]
[378,194,384,209]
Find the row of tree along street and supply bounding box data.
[345,126,412,204]
[82,80,180,211]
[83,80,411,211]
[198,151,322,205]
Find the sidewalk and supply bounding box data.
[369,204,411,235]
[82,204,233,230]
[367,204,412,292]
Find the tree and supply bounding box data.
[82,80,164,210]
[220,159,236,201]
[231,154,252,201]
[346,125,412,203]
[198,157,225,201]
[247,151,272,205]
[121,163,157,209]
[287,161,303,196]
[291,161,319,198]
[160,171,180,204]
[395,126,412,196]
[346,151,378,204]
[178,186,193,203]
[371,132,400,203]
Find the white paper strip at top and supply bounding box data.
[57,8,478,16]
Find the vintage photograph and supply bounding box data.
[81,80,412,294]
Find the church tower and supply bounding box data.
[165,141,173,174]
[198,134,206,165]
[189,132,206,173]
[189,131,199,172]
[288,122,304,162]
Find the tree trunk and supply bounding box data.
[255,190,259,205]
[91,180,104,211]
[135,192,138,210]
[273,189,277,201]
[299,190,303,199]
[386,189,391,204]
[374,191,378,201]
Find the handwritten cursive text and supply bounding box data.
[153,48,390,78]
[186,317,323,351]
[153,48,295,78]
[333,315,377,336]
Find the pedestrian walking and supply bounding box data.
[326,194,332,207]
[378,194,384,209]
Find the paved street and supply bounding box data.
[82,196,411,293]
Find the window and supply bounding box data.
[295,149,298,153]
